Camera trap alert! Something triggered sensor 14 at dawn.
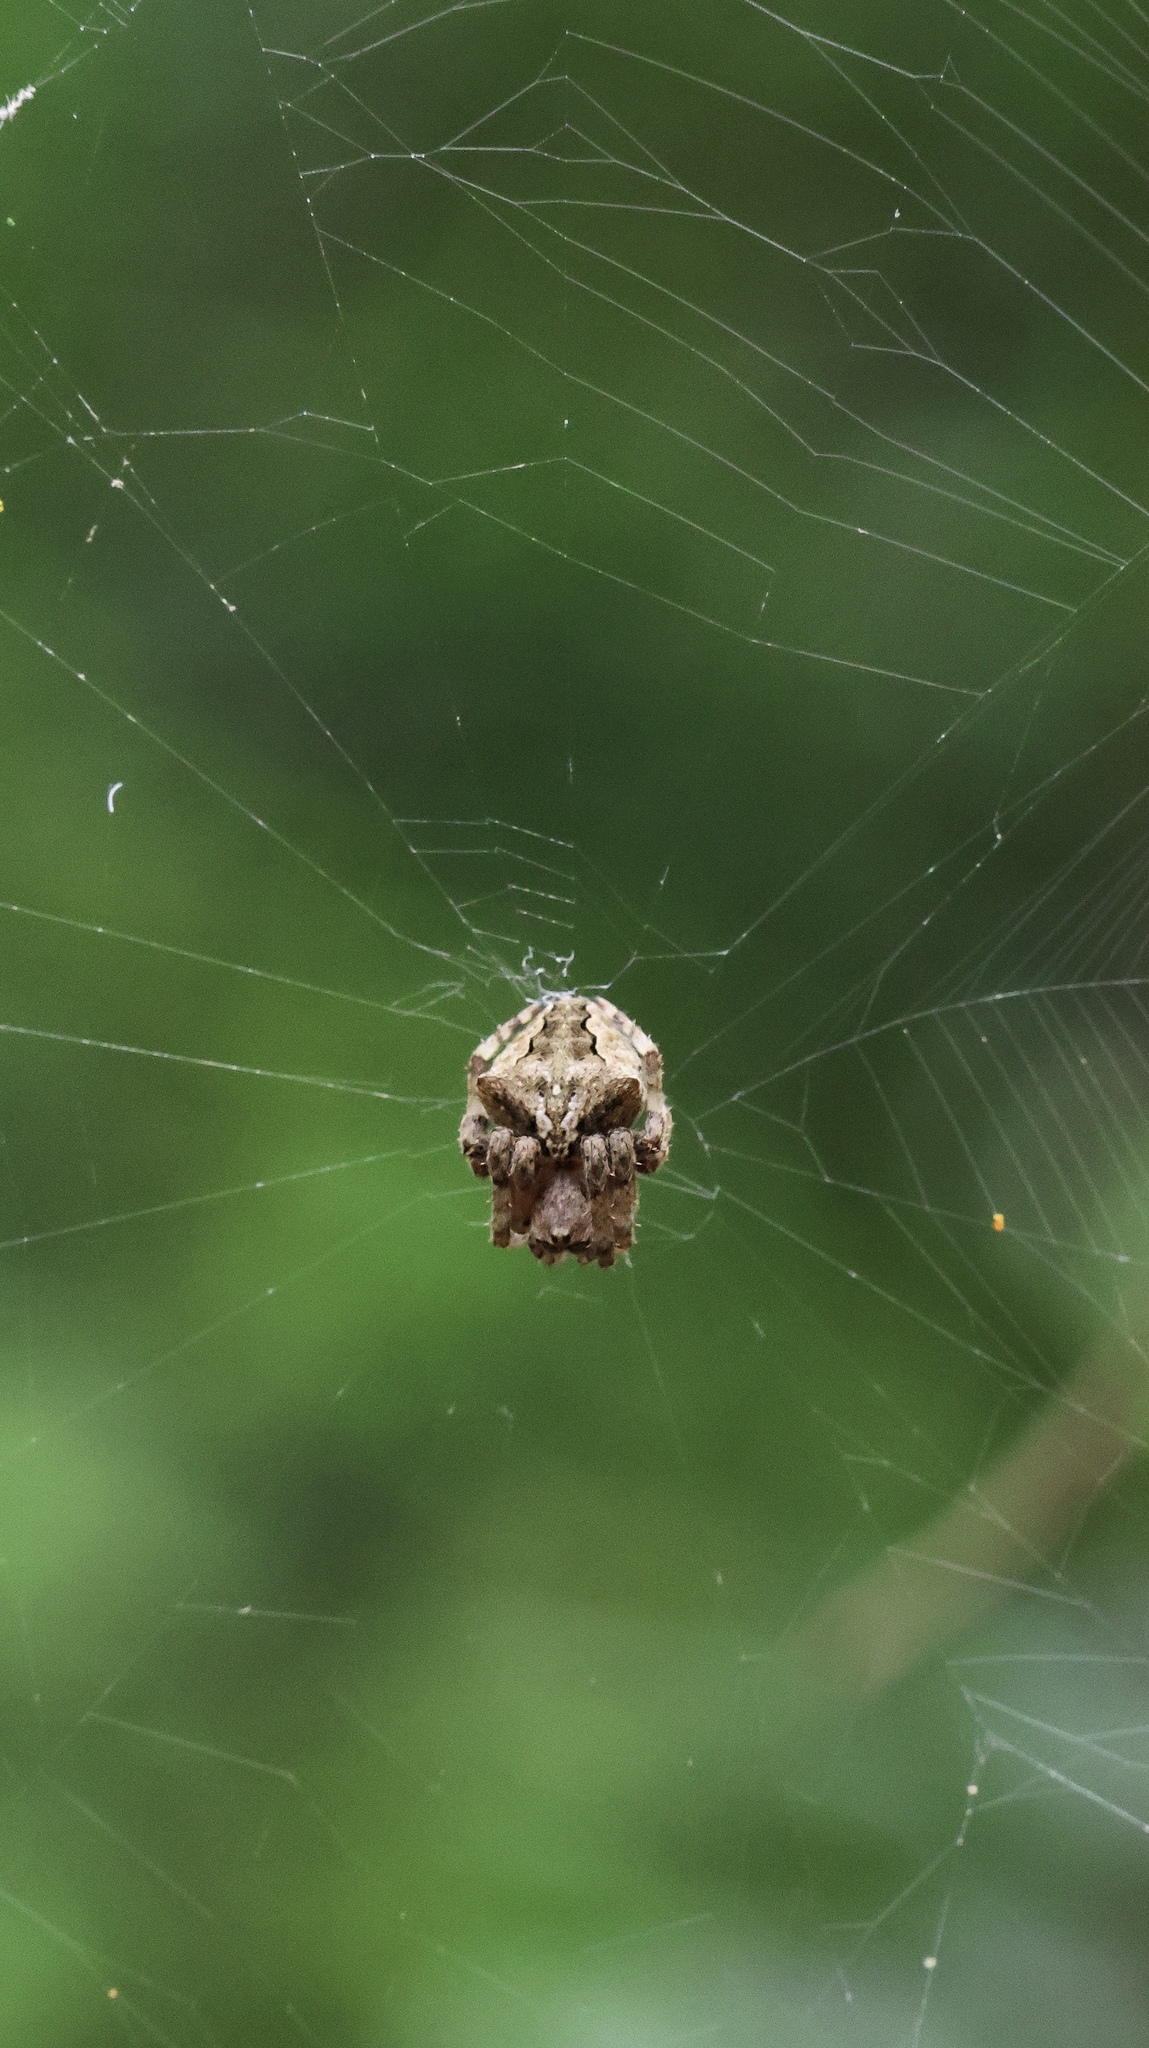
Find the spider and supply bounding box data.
[459,994,672,1266]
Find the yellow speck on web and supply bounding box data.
[992,1212,1005,1232]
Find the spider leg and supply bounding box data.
[579,1162,616,1266]
[635,1045,672,1173]
[487,1127,513,1181]
[489,1184,514,1247]
[607,1128,635,1181]
[605,1175,637,1260]
[459,1051,492,1176]
[580,1127,635,1264]
[482,1127,513,1246]
[512,1135,541,1188]
[582,1132,608,1195]
[461,1000,552,1175]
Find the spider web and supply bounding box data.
[2,0,1149,2042]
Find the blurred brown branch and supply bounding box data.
[791,1313,1149,1702]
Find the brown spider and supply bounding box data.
[459,994,672,1266]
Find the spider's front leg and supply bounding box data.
[606,1128,638,1256]
[635,1047,672,1174]
[575,1129,637,1265]
[581,1133,609,1195]
[459,1053,492,1176]
[512,1136,541,1188]
[486,1125,515,1247]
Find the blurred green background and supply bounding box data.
[3,1,1149,2042]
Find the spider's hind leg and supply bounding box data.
[460,1050,495,1176]
[635,1046,672,1173]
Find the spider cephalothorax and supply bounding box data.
[459,995,671,1266]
